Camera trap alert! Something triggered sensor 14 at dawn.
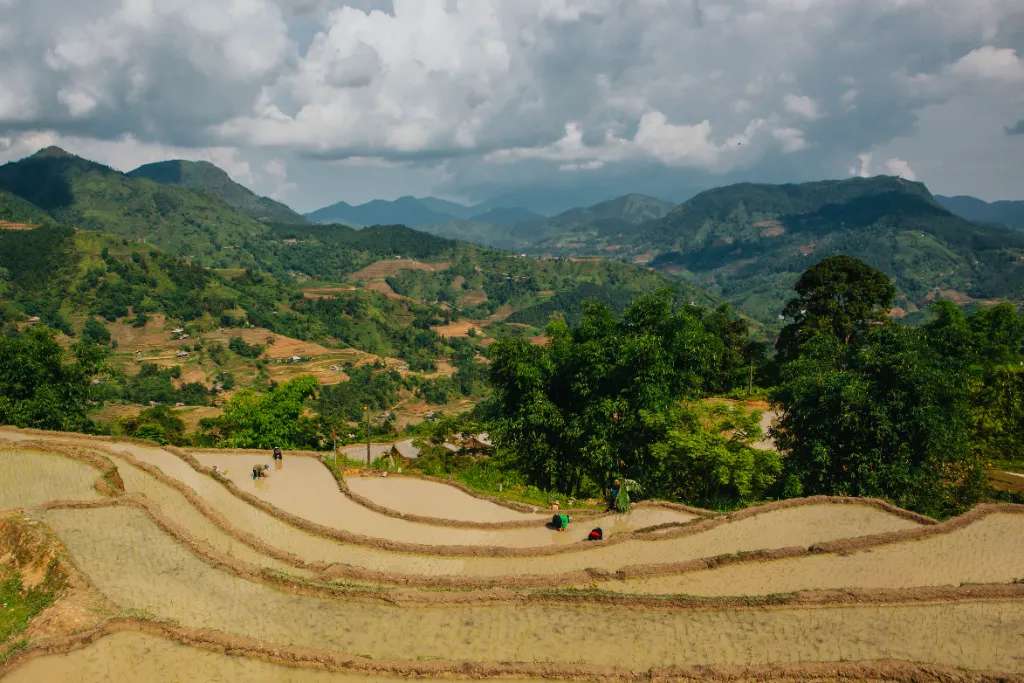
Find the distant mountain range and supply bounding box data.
[305,194,548,232]
[3,145,1023,331]
[305,192,675,251]
[935,195,1024,232]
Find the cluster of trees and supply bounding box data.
[487,292,771,507]
[0,326,105,432]
[772,256,1022,516]
[488,257,1023,515]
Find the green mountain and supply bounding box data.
[655,179,1024,323]
[530,177,1024,325]
[128,160,306,224]
[0,148,269,267]
[936,195,1024,232]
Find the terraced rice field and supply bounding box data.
[2,427,1023,681]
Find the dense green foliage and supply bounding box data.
[318,365,403,422]
[772,258,989,516]
[121,405,187,445]
[0,148,269,268]
[122,363,210,406]
[488,291,768,501]
[0,326,104,432]
[776,255,896,360]
[199,376,319,448]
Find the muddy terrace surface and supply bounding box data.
[345,473,549,523]
[2,428,1024,681]
[192,451,694,547]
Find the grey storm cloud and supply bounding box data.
[0,0,1022,210]
[1007,119,1024,135]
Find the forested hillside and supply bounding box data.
[129,160,306,224]
[0,148,270,267]
[522,177,1024,326]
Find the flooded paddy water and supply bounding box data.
[28,505,1024,672]
[344,473,548,523]
[602,511,1024,595]
[194,452,694,546]
[0,448,103,507]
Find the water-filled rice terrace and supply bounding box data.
[1,426,1022,681]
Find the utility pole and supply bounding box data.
[364,405,371,466]
[748,362,754,396]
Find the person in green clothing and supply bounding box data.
[550,512,571,531]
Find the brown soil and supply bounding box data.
[349,259,450,281]
[0,221,39,230]
[30,505,1024,674]
[301,285,357,300]
[363,279,411,301]
[203,327,340,359]
[432,320,485,338]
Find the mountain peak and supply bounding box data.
[32,146,75,159]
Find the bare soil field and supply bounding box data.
[4,429,1024,680]
[349,259,449,281]
[4,631,552,683]
[601,509,1024,595]
[0,448,104,507]
[431,319,486,338]
[203,327,340,359]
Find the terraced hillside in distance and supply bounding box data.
[2,427,1022,681]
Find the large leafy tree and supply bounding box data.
[772,259,985,516]
[776,255,895,361]
[925,300,1024,467]
[200,376,319,449]
[0,325,105,432]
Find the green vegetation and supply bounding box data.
[198,376,319,448]
[0,326,105,432]
[0,567,60,663]
[121,405,187,445]
[772,256,998,517]
[528,177,1024,328]
[128,160,306,224]
[488,290,769,504]
[0,148,269,268]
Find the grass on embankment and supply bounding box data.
[320,450,602,510]
[0,565,60,664]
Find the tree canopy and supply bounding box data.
[0,326,105,432]
[488,290,771,502]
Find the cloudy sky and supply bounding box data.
[1,0,1022,213]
